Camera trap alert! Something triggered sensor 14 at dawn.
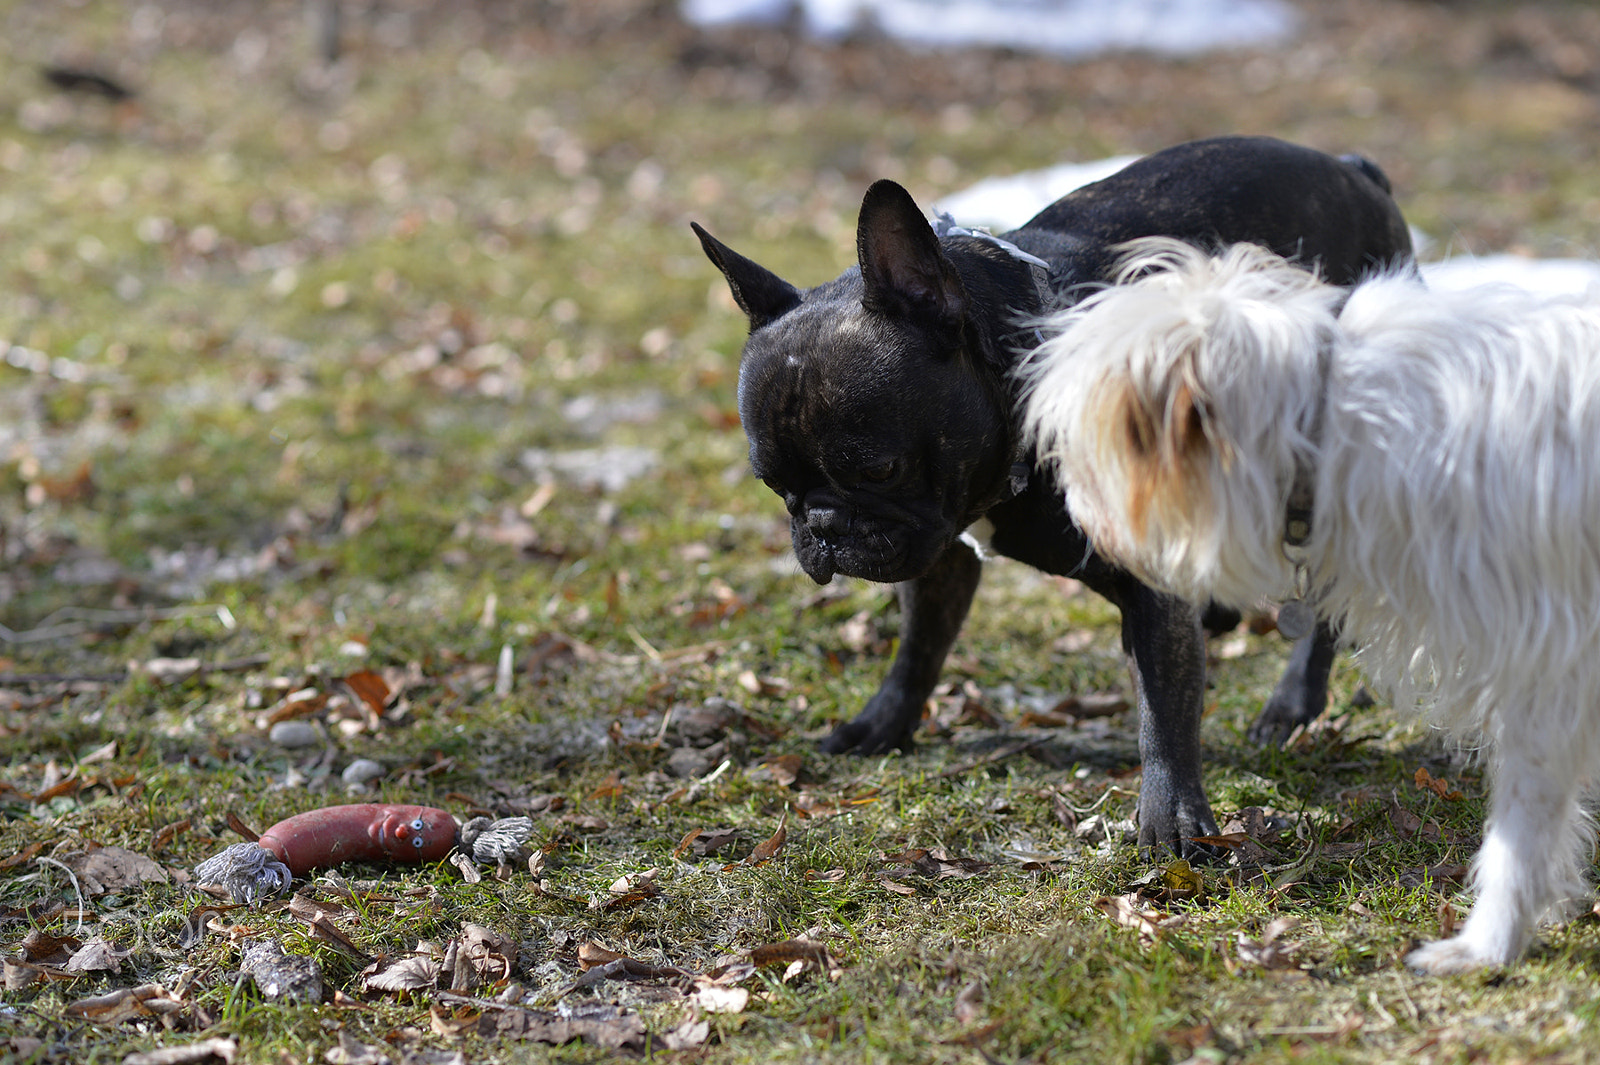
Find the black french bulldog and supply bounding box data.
[694,136,1412,854]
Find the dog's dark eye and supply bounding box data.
[860,461,897,483]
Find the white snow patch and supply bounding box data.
[936,156,1600,296]
[681,0,1299,59]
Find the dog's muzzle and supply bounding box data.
[793,506,924,585]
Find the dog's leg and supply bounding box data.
[1406,732,1591,974]
[1198,602,1241,636]
[1119,583,1219,856]
[1247,622,1338,746]
[820,539,983,755]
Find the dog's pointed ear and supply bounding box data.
[692,222,803,331]
[856,180,968,327]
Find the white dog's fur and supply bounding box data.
[1021,239,1600,973]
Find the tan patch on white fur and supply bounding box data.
[1101,379,1216,549]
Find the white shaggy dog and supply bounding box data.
[1020,238,1600,974]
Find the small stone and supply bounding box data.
[342,758,384,786]
[667,745,716,779]
[269,721,320,749]
[242,939,323,1004]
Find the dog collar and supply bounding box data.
[1284,332,1333,552]
[930,212,1045,508]
[1277,334,1333,640]
[930,212,1051,271]
[1284,466,1315,549]
[931,211,1054,315]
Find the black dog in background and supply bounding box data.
[694,136,1412,855]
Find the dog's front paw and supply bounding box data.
[820,717,914,756]
[819,684,924,756]
[1404,936,1513,976]
[1136,793,1221,862]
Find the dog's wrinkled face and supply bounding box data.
[734,285,1008,583]
[694,182,1014,585]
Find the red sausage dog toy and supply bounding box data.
[194,803,459,901]
[258,803,458,875]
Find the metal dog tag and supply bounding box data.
[1276,599,1315,641]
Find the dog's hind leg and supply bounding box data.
[1405,728,1592,974]
[1247,622,1338,746]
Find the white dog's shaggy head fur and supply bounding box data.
[1020,238,1600,974]
[1020,240,1343,609]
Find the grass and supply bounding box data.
[4,0,1600,1062]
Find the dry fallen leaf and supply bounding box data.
[674,826,740,859]
[660,1017,710,1050]
[588,769,626,800]
[1162,1022,1217,1056]
[559,813,609,833]
[323,1032,391,1065]
[441,923,517,991]
[478,1003,646,1048]
[288,894,369,960]
[690,985,750,1014]
[152,818,192,852]
[943,1021,1003,1047]
[747,753,802,787]
[882,847,992,882]
[60,845,170,895]
[460,923,516,964]
[1093,894,1187,941]
[563,954,689,997]
[953,978,984,1024]
[1413,766,1465,802]
[1398,861,1471,889]
[264,687,328,726]
[78,739,118,765]
[122,1037,238,1065]
[63,984,187,1025]
[65,937,126,974]
[1052,690,1129,718]
[574,942,625,970]
[1385,798,1441,842]
[607,868,660,895]
[1236,916,1302,969]
[793,792,842,819]
[448,851,483,883]
[1220,806,1291,842]
[0,840,46,871]
[363,954,442,993]
[430,1002,482,1038]
[591,878,661,912]
[20,929,79,966]
[745,808,788,865]
[1051,629,1096,654]
[341,670,391,717]
[1131,858,1206,902]
[1212,632,1250,660]
[736,670,788,696]
[4,958,68,991]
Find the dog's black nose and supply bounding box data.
[804,504,851,539]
